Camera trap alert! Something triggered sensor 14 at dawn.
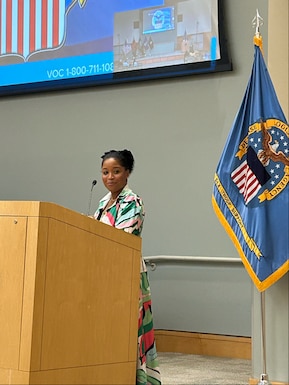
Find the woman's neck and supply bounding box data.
[110,185,126,200]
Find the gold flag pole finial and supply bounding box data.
[252,9,264,51]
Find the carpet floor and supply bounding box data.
[158,352,252,385]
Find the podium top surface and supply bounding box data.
[0,200,141,251]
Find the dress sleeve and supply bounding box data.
[115,197,145,236]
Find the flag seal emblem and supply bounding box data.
[232,119,289,205]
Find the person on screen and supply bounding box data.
[93,149,161,385]
[148,36,154,55]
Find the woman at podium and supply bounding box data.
[94,149,161,385]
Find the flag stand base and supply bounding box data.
[258,373,271,385]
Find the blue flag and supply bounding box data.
[212,36,289,292]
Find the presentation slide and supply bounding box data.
[0,0,220,93]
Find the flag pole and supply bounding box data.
[258,290,271,385]
[251,10,271,385]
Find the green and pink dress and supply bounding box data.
[94,186,161,385]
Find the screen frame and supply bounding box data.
[0,0,232,97]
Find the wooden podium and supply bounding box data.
[0,201,141,385]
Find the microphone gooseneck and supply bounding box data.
[86,179,97,216]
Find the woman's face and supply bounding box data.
[101,157,130,196]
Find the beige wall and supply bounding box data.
[268,0,289,117]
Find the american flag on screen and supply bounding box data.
[212,35,289,292]
[0,0,85,60]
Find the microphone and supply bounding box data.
[86,179,97,216]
